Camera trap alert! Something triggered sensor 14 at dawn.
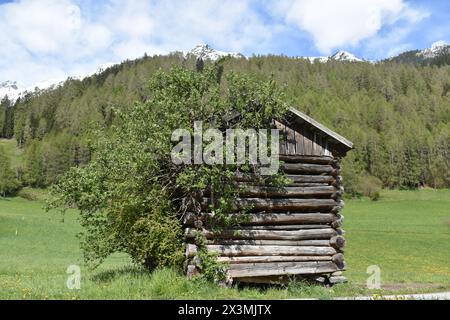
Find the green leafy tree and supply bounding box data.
[0,146,20,196]
[48,66,288,270]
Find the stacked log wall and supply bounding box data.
[184,154,346,285]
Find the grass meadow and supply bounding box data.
[0,189,449,299]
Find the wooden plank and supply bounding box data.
[281,163,335,174]
[279,155,334,164]
[237,185,337,198]
[184,212,338,226]
[208,239,332,246]
[185,228,337,240]
[207,245,337,256]
[288,107,353,150]
[228,261,338,278]
[286,174,334,184]
[217,255,332,264]
[285,125,297,155]
[223,224,332,230]
[230,198,338,211]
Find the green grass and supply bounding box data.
[0,138,23,169]
[344,189,450,286]
[0,189,449,299]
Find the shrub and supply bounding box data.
[357,174,382,200]
[47,66,288,270]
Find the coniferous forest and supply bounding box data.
[1,53,449,196]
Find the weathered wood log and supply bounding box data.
[329,235,346,249]
[332,253,345,266]
[331,218,343,228]
[184,212,338,226]
[228,261,339,278]
[233,224,332,230]
[237,185,338,198]
[207,239,332,246]
[232,275,290,284]
[200,198,338,212]
[288,183,332,187]
[332,175,343,187]
[331,206,343,214]
[186,265,199,279]
[185,243,198,258]
[216,255,333,264]
[328,276,347,284]
[331,191,343,200]
[206,245,337,256]
[185,227,337,241]
[281,163,335,174]
[286,175,335,184]
[278,155,334,165]
[233,274,328,284]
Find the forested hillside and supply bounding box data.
[1,53,449,195]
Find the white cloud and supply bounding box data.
[283,0,427,53]
[0,0,429,86]
[0,0,272,85]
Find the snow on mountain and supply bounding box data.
[0,81,25,102]
[299,50,364,63]
[0,78,66,104]
[416,41,450,59]
[187,44,245,61]
[302,56,329,63]
[1,62,119,103]
[83,62,118,78]
[329,50,363,62]
[26,78,66,92]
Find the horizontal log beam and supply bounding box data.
[278,155,335,165]
[281,163,339,176]
[206,245,337,256]
[232,198,338,212]
[237,185,338,198]
[184,212,338,226]
[200,197,339,212]
[228,224,332,230]
[286,175,335,184]
[185,227,337,241]
[207,239,332,246]
[228,261,338,278]
[217,255,333,264]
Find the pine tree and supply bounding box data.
[0,146,19,196]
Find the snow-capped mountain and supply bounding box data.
[416,41,450,59]
[0,63,118,103]
[299,50,364,63]
[0,81,25,102]
[0,78,66,103]
[388,41,450,64]
[187,44,245,61]
[26,78,66,92]
[329,50,363,62]
[303,56,329,63]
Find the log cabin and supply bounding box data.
[184,107,353,285]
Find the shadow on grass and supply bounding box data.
[91,265,149,283]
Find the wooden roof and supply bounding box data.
[288,107,353,151]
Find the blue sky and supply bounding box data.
[0,0,449,86]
